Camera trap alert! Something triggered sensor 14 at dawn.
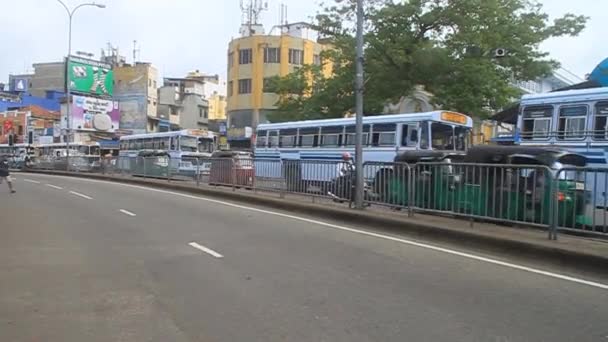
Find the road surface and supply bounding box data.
[1,173,607,342]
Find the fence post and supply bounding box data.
[143,157,147,179]
[167,157,171,182]
[196,158,200,187]
[548,169,558,240]
[232,159,237,192]
[407,163,414,217]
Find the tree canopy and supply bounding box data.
[266,0,587,122]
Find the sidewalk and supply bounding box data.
[20,169,608,276]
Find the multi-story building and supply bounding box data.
[185,71,227,131]
[29,62,65,98]
[226,22,332,137]
[113,62,158,133]
[157,77,209,132]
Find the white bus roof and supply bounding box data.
[521,87,608,105]
[256,111,473,130]
[120,129,215,141]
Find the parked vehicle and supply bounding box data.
[375,145,590,227]
[327,153,374,204]
[209,150,254,187]
[132,150,171,178]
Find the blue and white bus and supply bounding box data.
[515,87,608,218]
[255,111,473,162]
[119,130,217,175]
[254,111,473,189]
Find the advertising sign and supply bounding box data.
[71,95,120,132]
[67,56,114,97]
[3,120,13,134]
[11,78,29,92]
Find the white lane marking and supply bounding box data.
[24,179,41,184]
[119,209,136,217]
[69,191,93,200]
[23,173,608,290]
[188,242,224,258]
[45,184,63,190]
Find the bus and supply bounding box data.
[118,129,217,175]
[514,87,608,222]
[254,111,473,190]
[255,111,473,161]
[27,142,101,171]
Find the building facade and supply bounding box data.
[29,62,65,98]
[157,77,210,132]
[226,23,332,134]
[0,105,60,144]
[113,62,158,134]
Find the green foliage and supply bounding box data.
[268,0,588,121]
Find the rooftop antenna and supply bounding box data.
[133,40,140,63]
[279,2,288,26]
[240,0,268,35]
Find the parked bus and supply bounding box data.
[254,111,473,191]
[514,87,608,222]
[118,129,217,175]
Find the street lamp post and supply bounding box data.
[354,0,365,209]
[55,0,105,171]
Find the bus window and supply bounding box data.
[420,122,430,149]
[279,129,297,147]
[298,127,319,147]
[268,131,279,148]
[522,105,553,140]
[256,130,268,148]
[371,123,396,147]
[180,136,198,152]
[144,138,154,150]
[320,126,343,147]
[170,137,176,150]
[90,146,100,156]
[401,124,418,147]
[593,101,608,140]
[558,105,587,140]
[344,125,370,146]
[431,123,456,150]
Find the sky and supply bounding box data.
[0,0,606,84]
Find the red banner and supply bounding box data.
[3,120,13,134]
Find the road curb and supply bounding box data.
[21,170,608,276]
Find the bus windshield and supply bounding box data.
[180,136,199,152]
[199,138,214,153]
[431,122,468,151]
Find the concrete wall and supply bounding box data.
[113,63,158,133]
[179,94,208,130]
[30,62,65,98]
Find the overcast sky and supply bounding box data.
[0,0,605,84]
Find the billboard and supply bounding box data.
[67,56,114,97]
[71,95,120,132]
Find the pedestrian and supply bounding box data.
[0,156,16,194]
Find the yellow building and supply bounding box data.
[226,23,332,132]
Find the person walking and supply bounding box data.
[0,156,16,194]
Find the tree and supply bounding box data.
[268,0,588,122]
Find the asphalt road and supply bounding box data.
[1,173,607,342]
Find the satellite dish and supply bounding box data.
[93,114,112,131]
[589,57,608,87]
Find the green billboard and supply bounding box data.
[67,56,114,97]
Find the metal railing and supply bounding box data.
[20,156,608,239]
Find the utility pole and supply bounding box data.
[354,0,365,209]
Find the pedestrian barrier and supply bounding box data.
[23,156,608,239]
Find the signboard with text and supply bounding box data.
[71,95,120,132]
[67,56,114,97]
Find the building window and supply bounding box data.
[199,107,204,118]
[288,49,304,65]
[227,81,234,96]
[263,78,274,93]
[228,52,234,69]
[313,54,321,66]
[153,80,157,88]
[239,49,252,64]
[238,79,252,94]
[264,47,280,63]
